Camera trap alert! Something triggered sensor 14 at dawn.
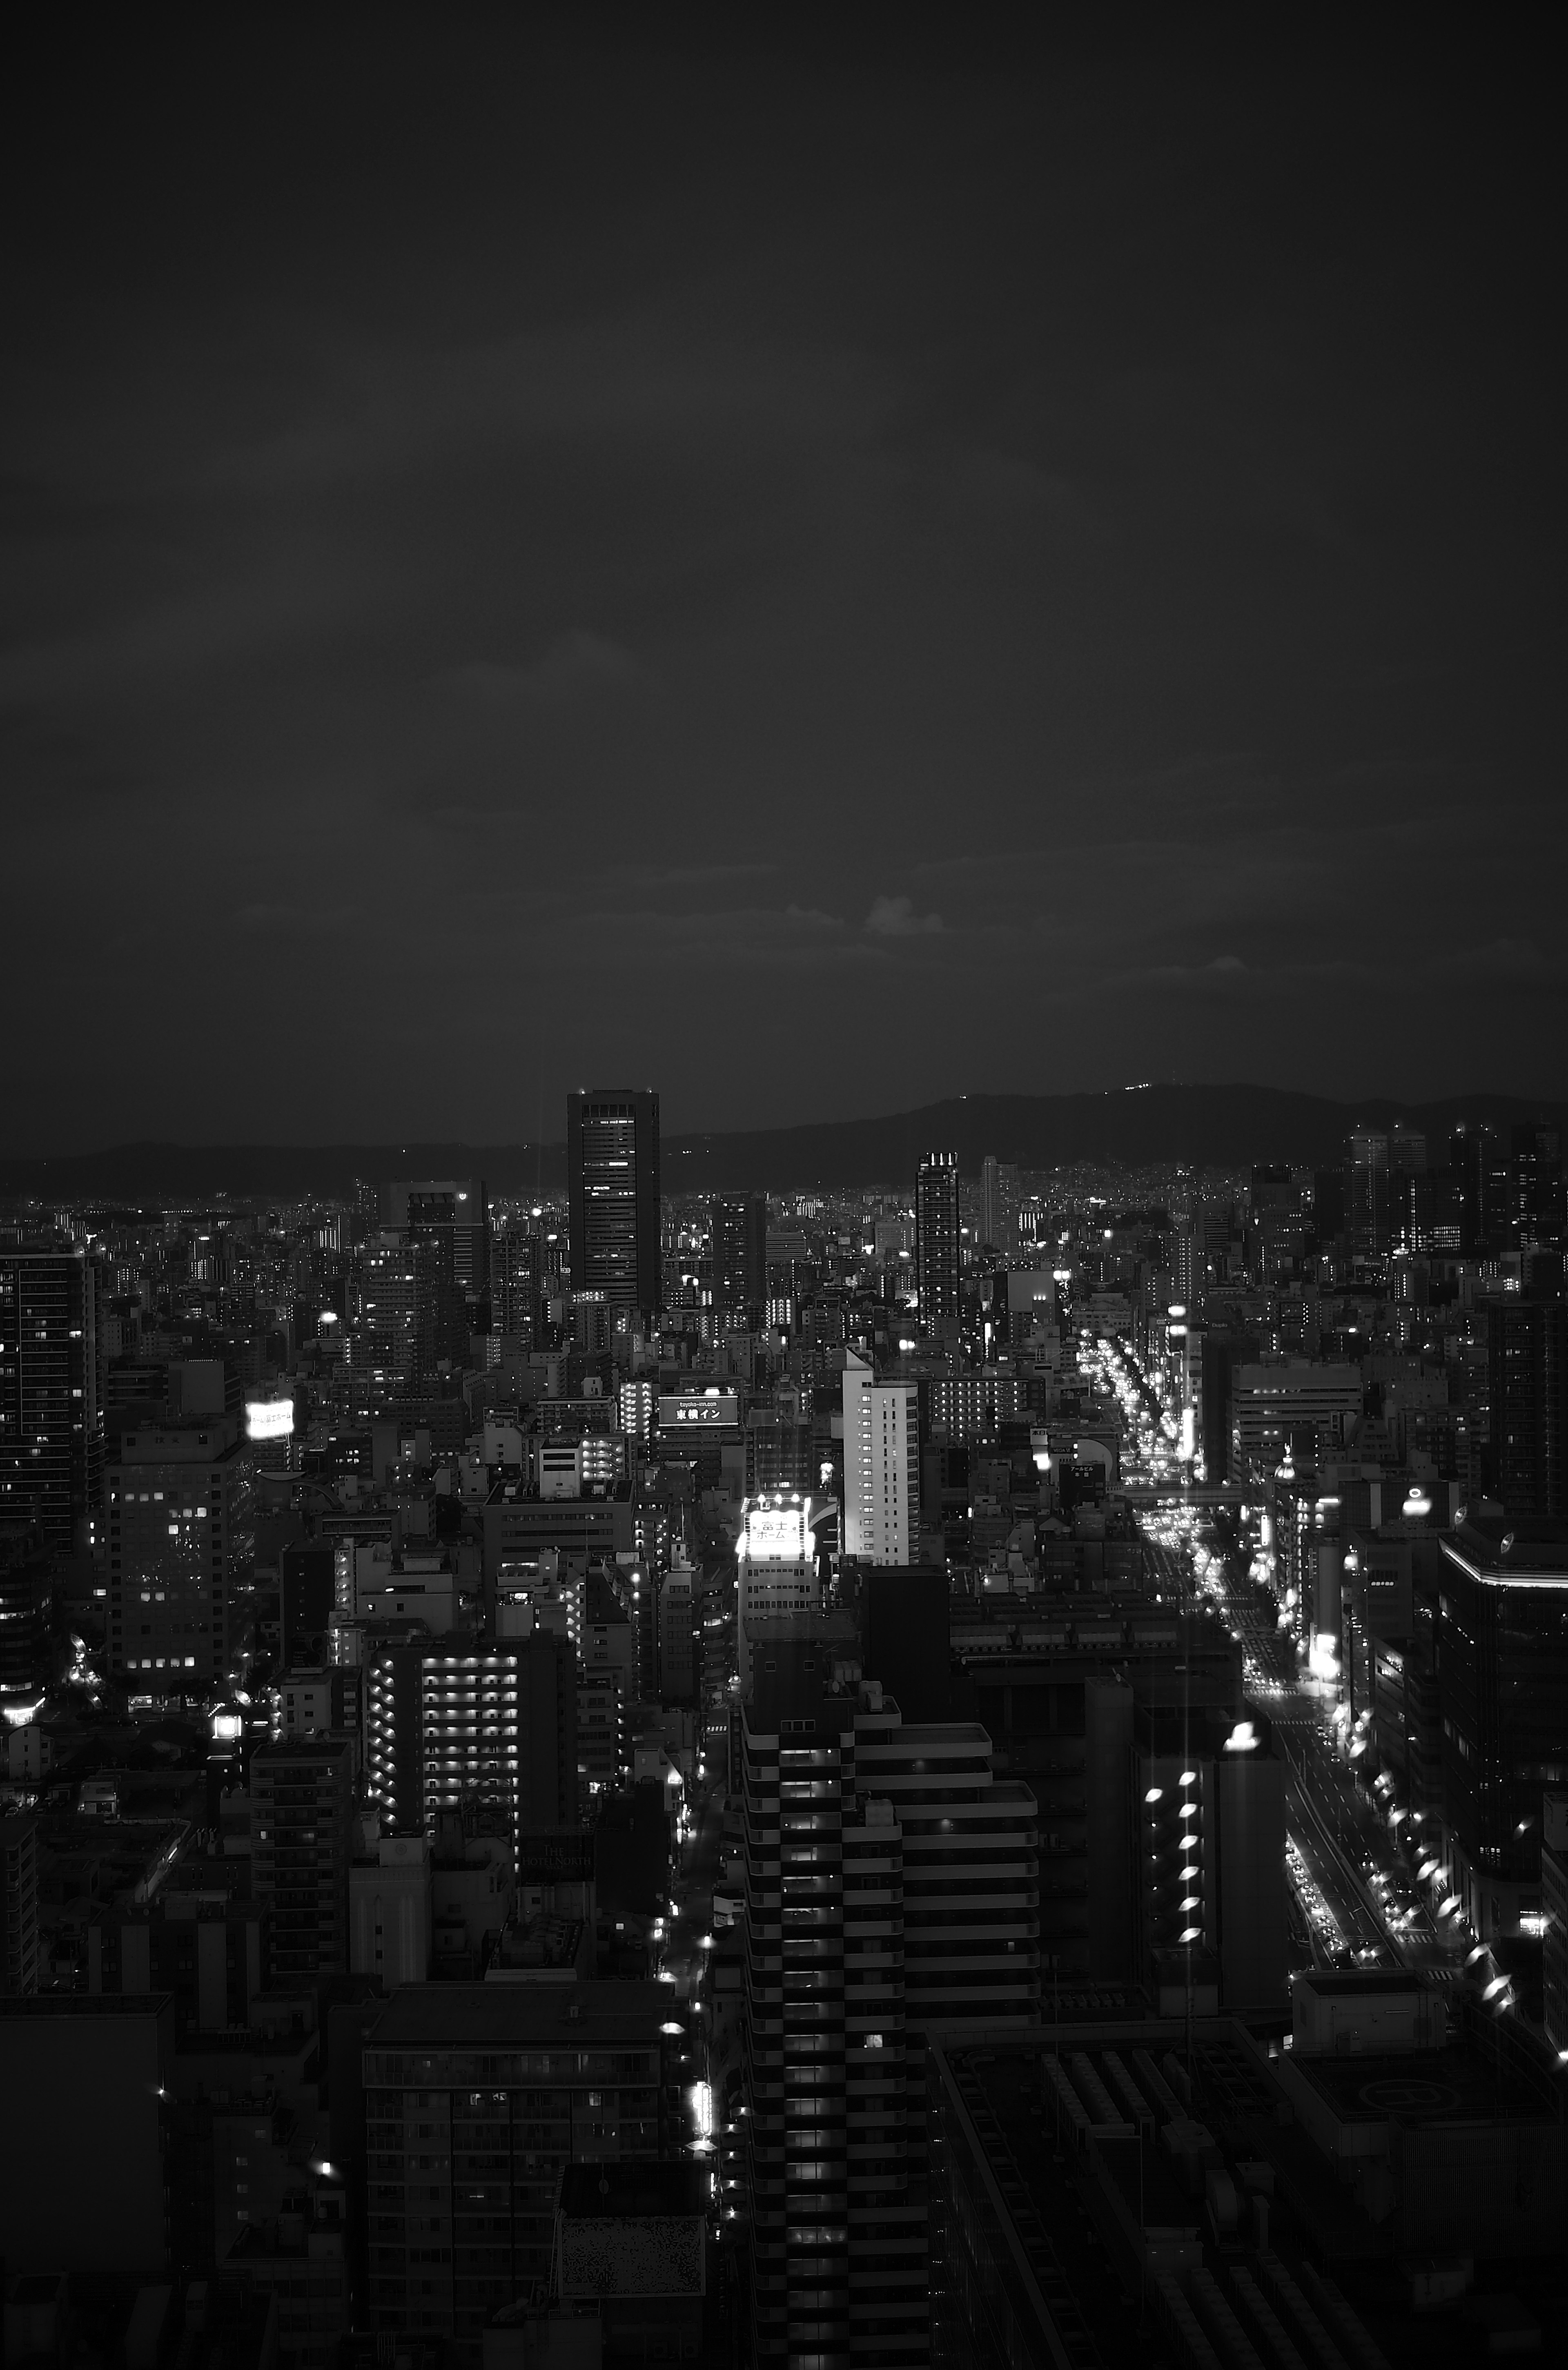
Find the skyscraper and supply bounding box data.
[568,1087,661,1315]
[741,1638,928,2370]
[351,1235,437,1404]
[841,1352,919,1566]
[710,1192,767,1317]
[0,1247,101,1557]
[384,1178,490,1363]
[1345,1131,1390,1261]
[915,1150,960,1332]
[494,1224,540,1345]
[105,1416,252,1689]
[977,1154,1017,1256]
[1489,1295,1568,1520]
[249,1736,355,1982]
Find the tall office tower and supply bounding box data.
[362,1985,678,2347]
[710,1192,767,1316]
[915,1152,960,1330]
[384,1178,490,1362]
[1449,1123,1489,1253]
[1388,1123,1427,1252]
[742,1638,929,2370]
[352,1236,437,1404]
[568,1087,661,1316]
[1345,1131,1390,1261]
[841,1352,919,1566]
[1439,1514,1568,1938]
[976,1154,1017,1256]
[363,1632,579,1839]
[105,1417,252,1689]
[1488,1296,1568,1520]
[0,1246,101,1557]
[494,1226,540,1345]
[854,1693,1040,2027]
[249,1737,354,1981]
[735,1492,825,1690]
[1,1806,40,1996]
[1510,1123,1564,1245]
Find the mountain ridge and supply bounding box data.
[3,1085,1564,1202]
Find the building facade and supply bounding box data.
[0,1247,101,1557]
[842,1354,919,1566]
[106,1418,252,1689]
[567,1087,661,1315]
[915,1152,960,1332]
[361,1984,676,2359]
[363,1633,579,1841]
[250,1737,355,1981]
[741,1640,929,2370]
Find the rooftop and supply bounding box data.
[1290,2040,1556,2131]
[368,1979,668,2049]
[559,2162,708,2220]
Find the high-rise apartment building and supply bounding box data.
[567,1087,661,1314]
[853,1694,1040,2028]
[105,1418,253,1688]
[842,1352,919,1566]
[710,1192,768,1316]
[0,1246,101,1557]
[362,1985,677,2354]
[915,1152,960,1331]
[352,1236,437,1405]
[741,1638,929,2370]
[363,1632,579,1840]
[249,1737,354,1982]
[385,1179,490,1363]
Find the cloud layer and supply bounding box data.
[0,24,1561,1146]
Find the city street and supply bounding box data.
[1085,1330,1468,1989]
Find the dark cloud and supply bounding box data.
[0,20,1562,1147]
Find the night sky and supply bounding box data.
[3,22,1561,1152]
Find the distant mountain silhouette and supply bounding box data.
[4,1085,1565,1204]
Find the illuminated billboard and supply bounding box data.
[246,1399,294,1441]
[742,1505,809,1563]
[659,1392,739,1430]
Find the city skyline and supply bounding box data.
[4,19,1566,2363]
